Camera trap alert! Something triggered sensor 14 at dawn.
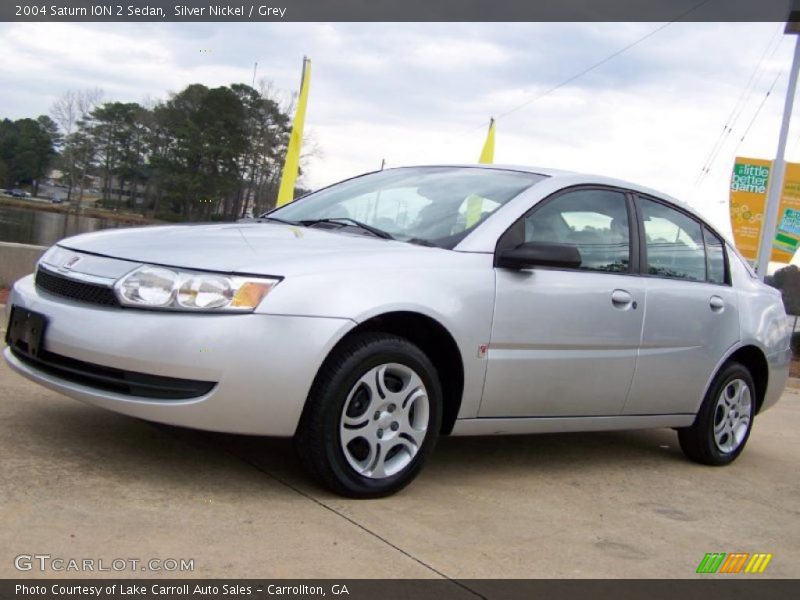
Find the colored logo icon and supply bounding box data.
[696,552,772,574]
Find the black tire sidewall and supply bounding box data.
[315,336,443,497]
[697,362,756,464]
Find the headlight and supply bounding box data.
[117,266,177,307]
[114,265,279,312]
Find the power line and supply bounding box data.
[493,24,673,122]
[707,67,785,199]
[485,0,715,127]
[697,26,785,184]
[732,70,784,158]
[696,24,784,183]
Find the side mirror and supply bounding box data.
[495,241,582,270]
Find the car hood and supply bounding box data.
[57,222,434,276]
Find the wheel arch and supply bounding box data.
[706,344,769,414]
[315,310,465,435]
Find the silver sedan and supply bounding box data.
[4,165,791,497]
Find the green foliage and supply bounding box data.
[87,101,150,210]
[46,82,293,220]
[766,264,800,316]
[0,116,59,190]
[791,331,800,358]
[58,128,96,201]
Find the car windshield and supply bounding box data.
[265,166,546,248]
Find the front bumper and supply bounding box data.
[4,275,354,436]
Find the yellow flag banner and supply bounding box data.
[478,118,495,165]
[466,118,496,227]
[730,157,800,264]
[276,57,312,207]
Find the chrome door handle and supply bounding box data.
[611,289,634,309]
[710,295,725,312]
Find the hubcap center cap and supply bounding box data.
[375,410,399,440]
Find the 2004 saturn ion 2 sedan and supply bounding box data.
[3,165,791,497]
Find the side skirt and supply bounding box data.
[450,414,695,436]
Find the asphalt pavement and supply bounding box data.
[1,345,798,580]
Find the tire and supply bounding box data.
[295,332,443,498]
[678,361,756,466]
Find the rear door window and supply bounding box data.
[703,226,728,285]
[639,198,706,281]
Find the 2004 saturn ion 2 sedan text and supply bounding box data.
[4,166,791,497]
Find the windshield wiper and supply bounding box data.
[300,218,396,240]
[260,215,432,245]
[406,238,438,247]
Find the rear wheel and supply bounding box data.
[678,361,755,466]
[295,333,442,498]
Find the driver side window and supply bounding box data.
[520,188,632,273]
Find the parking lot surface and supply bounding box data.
[1,355,798,579]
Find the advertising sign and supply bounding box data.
[730,157,800,264]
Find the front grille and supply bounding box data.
[35,267,120,307]
[10,344,216,400]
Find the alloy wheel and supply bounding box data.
[339,362,430,479]
[713,378,752,454]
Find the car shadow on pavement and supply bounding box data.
[3,396,296,497]
[7,397,688,497]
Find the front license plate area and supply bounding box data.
[5,306,48,358]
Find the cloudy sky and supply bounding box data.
[0,21,797,235]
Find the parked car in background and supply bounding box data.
[9,188,28,198]
[3,165,791,497]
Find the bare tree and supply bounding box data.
[74,89,103,207]
[77,88,103,117]
[245,78,319,216]
[51,90,79,201]
[52,88,103,209]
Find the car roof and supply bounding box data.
[394,163,716,235]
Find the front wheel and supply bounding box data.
[295,333,442,498]
[678,361,755,466]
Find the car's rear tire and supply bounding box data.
[295,332,442,498]
[678,361,756,466]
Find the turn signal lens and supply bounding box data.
[231,281,273,309]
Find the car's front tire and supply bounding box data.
[678,361,756,466]
[295,332,442,498]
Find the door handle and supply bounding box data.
[611,289,635,309]
[709,295,725,312]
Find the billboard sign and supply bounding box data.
[730,157,800,264]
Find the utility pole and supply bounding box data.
[756,14,800,280]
